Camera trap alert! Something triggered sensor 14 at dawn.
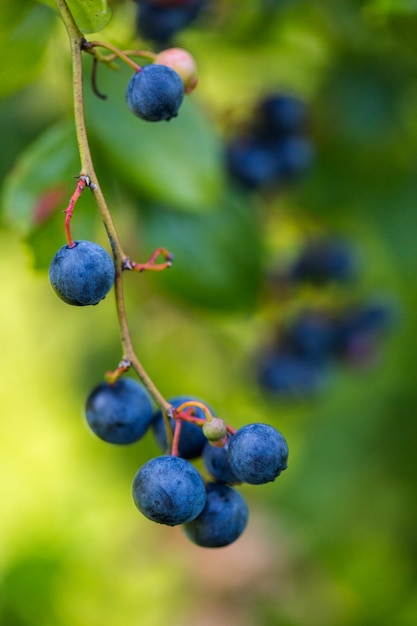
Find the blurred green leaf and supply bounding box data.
[66,0,112,33]
[1,122,78,233]
[141,191,263,311]
[0,1,56,98]
[37,0,112,33]
[84,62,225,213]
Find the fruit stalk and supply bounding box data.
[54,0,173,435]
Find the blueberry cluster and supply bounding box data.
[134,0,207,45]
[49,240,115,306]
[226,92,314,190]
[257,237,395,397]
[84,387,289,548]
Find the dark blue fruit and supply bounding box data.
[85,378,154,445]
[257,351,327,397]
[126,64,184,121]
[183,482,249,548]
[276,135,314,180]
[228,423,288,485]
[226,135,282,189]
[202,441,240,484]
[152,395,211,459]
[136,1,206,45]
[49,240,115,306]
[255,93,309,139]
[334,300,395,363]
[282,311,337,363]
[291,237,356,286]
[132,455,206,525]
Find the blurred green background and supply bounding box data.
[1,1,417,624]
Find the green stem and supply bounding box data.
[54,0,172,432]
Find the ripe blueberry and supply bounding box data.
[126,64,184,122]
[202,440,240,484]
[228,423,288,485]
[183,482,249,548]
[257,351,326,397]
[85,378,154,445]
[135,1,206,45]
[49,240,114,306]
[132,455,206,525]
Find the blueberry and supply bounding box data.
[49,240,115,306]
[226,136,282,189]
[183,482,249,548]
[228,423,288,484]
[282,311,338,363]
[333,300,395,363]
[291,237,357,286]
[85,378,154,445]
[255,93,309,139]
[132,455,206,525]
[135,1,206,45]
[202,441,240,484]
[257,351,327,397]
[152,395,211,459]
[126,64,184,121]
[276,135,314,180]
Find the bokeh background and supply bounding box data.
[1,1,417,624]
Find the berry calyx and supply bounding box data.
[48,240,115,306]
[126,64,184,122]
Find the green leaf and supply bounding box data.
[0,1,56,98]
[84,62,225,212]
[141,192,263,311]
[66,0,112,34]
[1,123,79,233]
[1,121,103,269]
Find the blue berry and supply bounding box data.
[126,65,184,122]
[276,135,314,180]
[202,441,240,484]
[291,237,356,286]
[85,378,154,445]
[228,423,288,485]
[282,312,337,363]
[257,352,326,397]
[152,395,211,459]
[183,482,249,548]
[226,136,282,189]
[135,1,206,45]
[255,93,309,139]
[132,455,206,525]
[49,240,115,306]
[334,300,395,363]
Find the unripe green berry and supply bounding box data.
[202,417,227,442]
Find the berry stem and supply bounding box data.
[54,0,173,439]
[174,400,214,422]
[63,175,88,247]
[83,40,142,73]
[124,247,174,272]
